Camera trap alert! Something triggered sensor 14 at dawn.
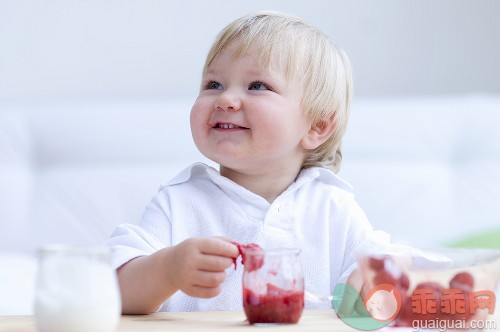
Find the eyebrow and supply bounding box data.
[245,68,270,76]
[204,68,217,75]
[204,67,271,78]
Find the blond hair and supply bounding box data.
[202,11,353,173]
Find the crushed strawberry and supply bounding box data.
[231,241,264,272]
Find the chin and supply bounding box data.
[216,159,255,174]
[203,149,249,168]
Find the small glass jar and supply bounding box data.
[34,245,121,332]
[242,248,304,324]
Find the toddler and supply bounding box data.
[106,11,388,314]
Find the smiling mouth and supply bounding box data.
[212,122,249,129]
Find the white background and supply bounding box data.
[1,0,499,102]
[1,0,500,316]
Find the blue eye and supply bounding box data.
[249,81,269,90]
[205,81,222,90]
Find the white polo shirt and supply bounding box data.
[105,163,389,311]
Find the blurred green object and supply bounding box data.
[448,228,500,249]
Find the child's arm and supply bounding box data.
[116,237,239,314]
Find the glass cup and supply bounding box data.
[34,245,121,332]
[242,248,304,324]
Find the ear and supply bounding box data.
[301,114,336,150]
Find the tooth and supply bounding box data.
[217,123,239,129]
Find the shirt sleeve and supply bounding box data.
[105,191,173,270]
[337,199,391,283]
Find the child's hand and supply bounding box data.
[168,237,239,298]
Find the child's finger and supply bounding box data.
[199,238,239,258]
[184,285,222,299]
[198,254,234,271]
[214,235,233,243]
[192,270,227,288]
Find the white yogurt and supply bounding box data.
[34,245,121,332]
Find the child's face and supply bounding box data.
[190,42,312,175]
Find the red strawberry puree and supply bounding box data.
[243,285,304,324]
[232,242,304,324]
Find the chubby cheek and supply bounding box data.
[252,111,306,146]
[250,123,297,155]
[190,101,210,146]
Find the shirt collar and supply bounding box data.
[165,163,269,219]
[164,162,215,186]
[298,167,354,193]
[163,163,354,220]
[165,162,353,194]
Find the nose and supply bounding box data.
[215,89,241,112]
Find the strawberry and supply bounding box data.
[449,272,474,292]
[453,289,473,322]
[394,292,412,327]
[371,257,409,292]
[449,272,474,322]
[399,272,410,292]
[373,270,397,286]
[368,257,386,271]
[231,241,264,272]
[413,282,444,322]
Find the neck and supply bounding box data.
[219,165,302,203]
